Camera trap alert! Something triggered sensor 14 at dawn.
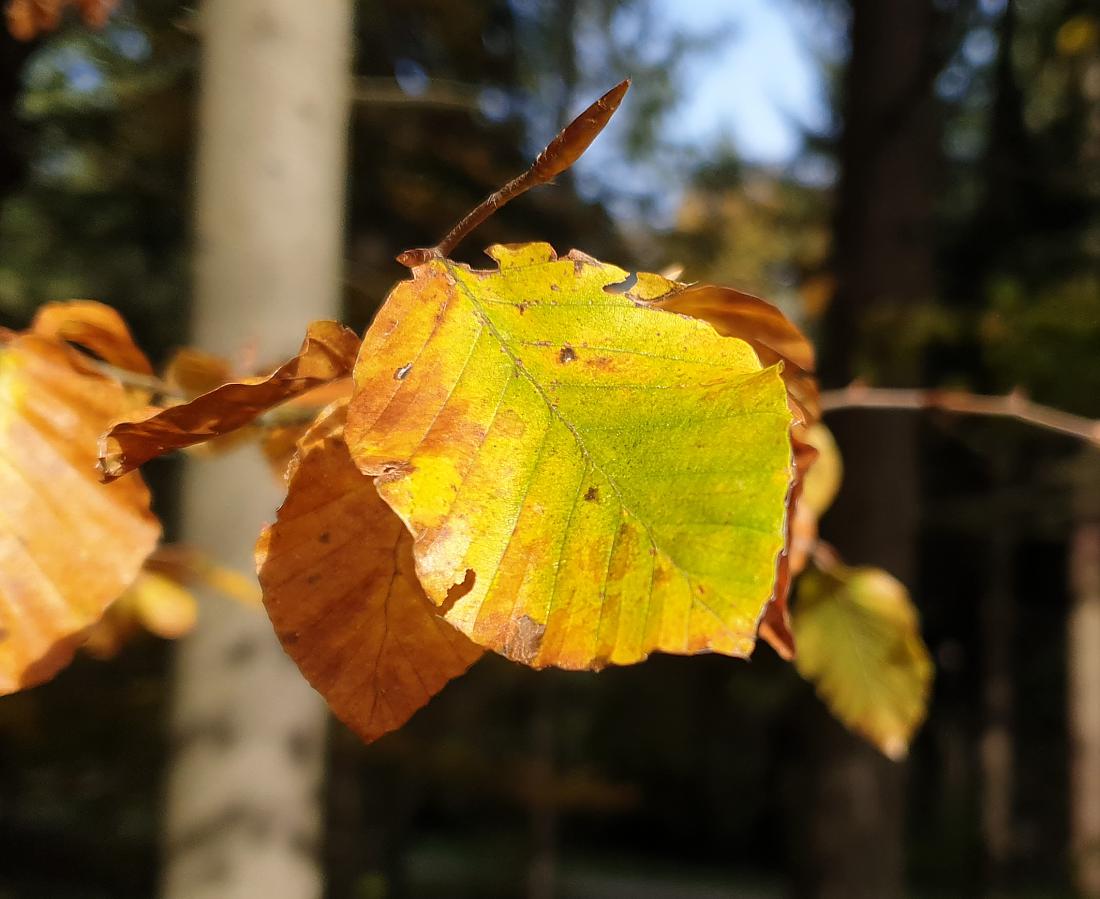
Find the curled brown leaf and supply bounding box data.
[98,321,360,481]
[32,300,153,375]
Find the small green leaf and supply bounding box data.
[792,564,933,758]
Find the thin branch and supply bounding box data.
[820,385,1100,448]
[352,77,481,112]
[92,360,187,402]
[396,78,630,267]
[93,361,326,431]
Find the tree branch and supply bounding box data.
[820,385,1100,447]
[396,79,630,267]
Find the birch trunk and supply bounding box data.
[161,2,352,897]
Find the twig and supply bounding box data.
[820,385,1100,447]
[92,360,326,431]
[92,360,188,402]
[352,77,481,112]
[396,78,630,267]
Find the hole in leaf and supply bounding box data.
[603,271,639,294]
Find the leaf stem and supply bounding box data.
[820,385,1100,447]
[397,79,630,267]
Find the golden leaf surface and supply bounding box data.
[792,564,933,759]
[0,329,159,694]
[346,243,794,669]
[99,321,359,480]
[653,283,820,422]
[257,401,482,743]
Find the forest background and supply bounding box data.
[1,1,1099,897]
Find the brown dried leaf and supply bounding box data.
[257,401,482,743]
[757,432,819,660]
[98,321,359,481]
[32,300,153,375]
[162,347,235,398]
[0,330,159,694]
[144,544,261,607]
[260,377,353,479]
[5,0,117,40]
[83,570,197,660]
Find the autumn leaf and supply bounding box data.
[257,400,482,742]
[792,562,933,759]
[98,321,359,480]
[144,544,261,607]
[32,300,154,376]
[639,278,823,659]
[345,242,794,670]
[83,570,198,660]
[756,432,818,660]
[787,422,842,578]
[5,0,117,40]
[159,345,353,479]
[653,283,820,422]
[0,328,159,694]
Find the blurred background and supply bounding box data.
[1,0,1099,897]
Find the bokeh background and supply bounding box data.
[1,1,1099,897]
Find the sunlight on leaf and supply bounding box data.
[257,400,482,742]
[83,570,198,660]
[0,327,159,694]
[653,283,820,422]
[98,320,359,480]
[32,300,154,376]
[346,242,794,670]
[792,563,933,759]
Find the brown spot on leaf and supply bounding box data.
[439,568,477,616]
[318,531,331,545]
[394,362,412,380]
[559,345,577,364]
[377,461,414,484]
[504,615,545,665]
[584,486,599,502]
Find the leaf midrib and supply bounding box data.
[446,262,780,651]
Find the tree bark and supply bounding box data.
[1070,514,1100,897]
[160,3,352,898]
[980,456,1016,889]
[805,0,942,896]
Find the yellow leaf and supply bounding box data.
[792,564,933,759]
[257,400,482,742]
[346,243,794,669]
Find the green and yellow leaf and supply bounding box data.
[792,563,933,759]
[346,242,794,670]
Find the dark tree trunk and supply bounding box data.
[0,34,32,199]
[803,0,943,896]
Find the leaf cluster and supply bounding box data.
[0,81,934,759]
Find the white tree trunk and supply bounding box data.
[161,2,352,897]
